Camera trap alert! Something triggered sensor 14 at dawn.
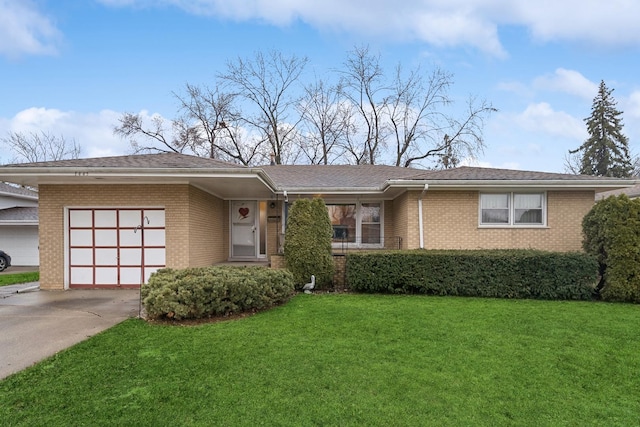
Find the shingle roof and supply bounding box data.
[404,166,610,181]
[0,182,38,198]
[260,164,615,190]
[5,152,246,169]
[260,164,421,189]
[596,183,640,199]
[0,207,38,221]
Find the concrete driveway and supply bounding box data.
[0,284,140,379]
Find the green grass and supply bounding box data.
[0,272,38,286]
[1,294,639,426]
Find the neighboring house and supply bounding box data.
[0,182,39,266]
[0,153,633,290]
[596,183,640,200]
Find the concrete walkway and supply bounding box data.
[0,284,140,379]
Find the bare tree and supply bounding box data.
[2,131,81,163]
[218,50,308,165]
[386,64,496,168]
[297,79,351,164]
[338,45,388,165]
[174,84,259,165]
[114,84,259,165]
[114,112,181,154]
[431,97,497,169]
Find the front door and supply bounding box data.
[231,201,258,258]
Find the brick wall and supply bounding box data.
[38,184,218,290]
[422,190,593,251]
[188,186,225,266]
[270,253,347,288]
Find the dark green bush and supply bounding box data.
[141,266,295,320]
[346,250,597,300]
[583,195,640,302]
[284,198,334,289]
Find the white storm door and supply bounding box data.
[231,201,257,258]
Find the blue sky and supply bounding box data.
[1,0,640,172]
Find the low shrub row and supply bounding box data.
[346,250,598,300]
[141,266,295,320]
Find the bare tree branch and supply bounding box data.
[1,131,82,163]
[218,50,308,164]
[338,45,389,164]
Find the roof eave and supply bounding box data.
[387,178,638,191]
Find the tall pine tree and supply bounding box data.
[570,80,633,177]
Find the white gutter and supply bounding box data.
[418,184,428,249]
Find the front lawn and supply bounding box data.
[0,272,39,287]
[1,294,639,426]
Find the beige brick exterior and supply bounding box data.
[39,184,224,290]
[188,186,226,266]
[421,190,593,251]
[37,182,594,290]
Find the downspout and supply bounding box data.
[418,184,428,249]
[280,191,288,254]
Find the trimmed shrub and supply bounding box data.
[141,266,295,320]
[583,195,640,302]
[284,198,334,289]
[346,250,597,300]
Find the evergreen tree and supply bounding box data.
[570,80,633,177]
[283,198,334,289]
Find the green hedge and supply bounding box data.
[582,195,640,303]
[346,250,597,300]
[141,266,295,320]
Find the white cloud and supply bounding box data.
[0,107,132,162]
[514,102,586,140]
[0,0,62,58]
[624,91,640,119]
[533,69,598,100]
[96,0,640,56]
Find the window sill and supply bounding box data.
[478,225,549,229]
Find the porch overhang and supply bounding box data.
[0,167,279,200]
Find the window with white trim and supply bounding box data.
[480,193,545,226]
[327,201,382,246]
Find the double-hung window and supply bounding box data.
[480,193,545,226]
[327,201,382,246]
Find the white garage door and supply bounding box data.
[69,208,165,288]
[0,225,39,266]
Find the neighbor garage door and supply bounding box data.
[69,208,165,288]
[0,225,39,266]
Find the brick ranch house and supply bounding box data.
[0,153,633,290]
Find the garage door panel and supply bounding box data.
[70,248,93,265]
[94,210,117,227]
[144,229,165,246]
[71,267,93,284]
[95,268,118,285]
[95,248,118,265]
[69,208,165,288]
[120,267,142,285]
[145,210,165,227]
[95,229,117,246]
[119,210,142,228]
[145,248,165,265]
[119,230,141,247]
[70,229,93,246]
[70,210,93,227]
[0,226,39,266]
[119,248,142,266]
